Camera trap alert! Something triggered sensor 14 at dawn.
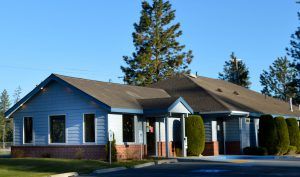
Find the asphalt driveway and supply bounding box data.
[89,159,300,177]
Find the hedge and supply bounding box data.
[274,117,290,155]
[258,115,278,155]
[286,118,300,153]
[105,135,117,162]
[185,115,205,156]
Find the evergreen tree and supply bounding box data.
[286,7,300,104]
[0,89,11,142]
[218,52,251,88]
[121,0,193,86]
[274,117,290,155]
[260,57,298,102]
[13,86,22,104]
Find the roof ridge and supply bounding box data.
[53,73,167,91]
[183,75,233,111]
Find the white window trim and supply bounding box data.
[48,114,67,145]
[82,113,97,144]
[23,116,34,145]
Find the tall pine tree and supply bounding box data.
[0,89,11,142]
[121,0,193,86]
[260,57,298,102]
[286,6,300,104]
[218,52,251,88]
[13,86,22,104]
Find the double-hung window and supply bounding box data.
[50,115,66,143]
[24,117,33,144]
[83,114,95,143]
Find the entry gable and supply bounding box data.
[139,97,193,115]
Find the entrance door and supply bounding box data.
[217,118,225,154]
[146,118,156,156]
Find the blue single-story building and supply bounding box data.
[151,74,300,155]
[5,74,193,159]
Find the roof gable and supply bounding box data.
[151,74,300,117]
[5,74,184,118]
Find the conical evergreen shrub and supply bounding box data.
[258,115,278,155]
[274,117,290,155]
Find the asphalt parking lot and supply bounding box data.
[91,160,300,177]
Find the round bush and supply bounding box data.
[185,115,205,156]
[286,118,300,153]
[286,146,297,155]
[258,115,278,155]
[274,117,290,155]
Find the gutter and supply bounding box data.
[199,110,249,116]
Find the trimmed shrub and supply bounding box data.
[286,146,297,155]
[185,115,205,156]
[175,147,182,157]
[274,117,290,155]
[105,135,117,162]
[243,146,268,156]
[286,118,300,153]
[14,150,25,158]
[75,148,85,160]
[258,115,278,155]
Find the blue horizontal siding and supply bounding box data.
[13,81,107,146]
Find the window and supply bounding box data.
[84,114,95,143]
[122,114,135,142]
[24,117,33,144]
[50,115,66,143]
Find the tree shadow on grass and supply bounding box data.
[0,158,110,175]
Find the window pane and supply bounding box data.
[84,114,95,142]
[123,115,135,142]
[24,117,33,143]
[50,115,66,143]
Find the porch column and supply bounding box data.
[165,116,169,158]
[181,114,187,157]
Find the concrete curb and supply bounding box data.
[93,167,127,174]
[176,157,231,163]
[133,162,155,168]
[155,158,178,165]
[49,172,78,177]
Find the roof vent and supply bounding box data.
[216,88,223,92]
[189,73,197,78]
[290,98,293,112]
[233,91,239,95]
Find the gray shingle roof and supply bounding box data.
[54,74,171,110]
[151,74,300,117]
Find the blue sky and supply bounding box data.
[0,0,298,101]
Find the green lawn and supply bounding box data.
[0,158,152,177]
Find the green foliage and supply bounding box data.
[75,148,85,160]
[274,117,290,155]
[13,149,25,158]
[286,118,300,153]
[243,146,268,156]
[286,9,300,104]
[185,115,205,156]
[286,145,297,155]
[260,57,298,102]
[13,86,22,104]
[218,52,251,88]
[258,115,278,155]
[105,136,117,162]
[121,0,193,86]
[0,89,11,142]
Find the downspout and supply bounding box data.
[223,120,226,155]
